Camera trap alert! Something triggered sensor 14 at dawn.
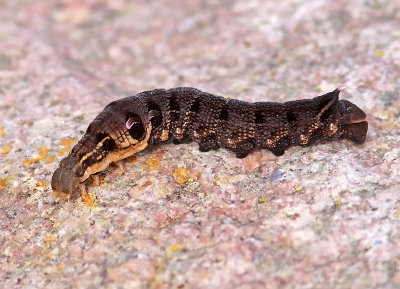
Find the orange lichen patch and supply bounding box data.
[173,167,188,184]
[22,159,36,168]
[141,157,160,171]
[0,126,5,138]
[81,192,96,207]
[141,179,152,188]
[126,155,138,163]
[42,234,58,243]
[57,264,64,271]
[58,138,76,156]
[22,146,51,168]
[45,155,56,163]
[53,190,71,201]
[1,145,12,155]
[0,178,7,190]
[36,180,47,187]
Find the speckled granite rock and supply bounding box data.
[0,1,399,288]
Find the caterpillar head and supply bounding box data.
[313,88,368,144]
[337,98,368,143]
[51,97,153,196]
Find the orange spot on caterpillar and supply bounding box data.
[1,145,12,155]
[173,167,188,184]
[22,146,51,168]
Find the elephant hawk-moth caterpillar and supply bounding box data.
[52,87,368,196]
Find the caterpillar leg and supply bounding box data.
[90,174,101,186]
[113,160,126,173]
[270,147,285,156]
[198,135,220,152]
[234,139,255,158]
[270,137,290,156]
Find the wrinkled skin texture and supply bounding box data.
[51,87,368,196]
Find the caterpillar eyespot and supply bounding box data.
[51,87,368,197]
[126,116,141,129]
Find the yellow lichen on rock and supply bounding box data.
[165,243,183,257]
[1,145,12,155]
[258,195,267,203]
[173,167,188,184]
[45,155,56,163]
[81,192,96,207]
[36,180,47,187]
[22,146,51,168]
[373,50,384,57]
[141,157,160,171]
[0,178,7,190]
[293,186,303,192]
[58,138,75,156]
[42,234,58,243]
[0,126,5,138]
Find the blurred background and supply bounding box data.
[0,1,399,288]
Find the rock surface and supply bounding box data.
[0,0,399,288]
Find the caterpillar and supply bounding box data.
[51,87,368,196]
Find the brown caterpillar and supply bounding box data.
[51,87,368,196]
